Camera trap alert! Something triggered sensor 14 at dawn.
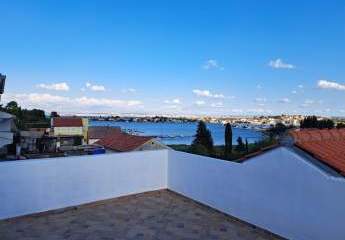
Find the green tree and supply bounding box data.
[5,101,22,116]
[1,101,49,130]
[50,111,59,118]
[320,119,334,129]
[235,136,245,152]
[3,101,25,129]
[192,121,214,153]
[300,116,318,128]
[300,116,334,129]
[224,123,232,158]
[266,122,289,138]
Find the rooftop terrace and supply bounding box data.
[1,148,345,240]
[0,190,280,240]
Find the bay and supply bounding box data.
[90,121,264,145]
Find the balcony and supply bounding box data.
[1,148,345,240]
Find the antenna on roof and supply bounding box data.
[0,73,6,101]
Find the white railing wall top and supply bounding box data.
[1,147,345,240]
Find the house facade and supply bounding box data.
[51,117,88,146]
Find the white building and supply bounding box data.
[0,111,16,154]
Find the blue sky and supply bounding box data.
[1,0,344,116]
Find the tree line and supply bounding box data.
[300,115,337,129]
[0,101,57,130]
[191,121,248,159]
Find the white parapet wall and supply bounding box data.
[168,147,345,240]
[0,150,168,220]
[1,147,345,240]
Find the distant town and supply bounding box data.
[87,114,342,130]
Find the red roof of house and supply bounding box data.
[290,129,345,174]
[96,132,154,152]
[52,117,83,127]
[88,126,121,139]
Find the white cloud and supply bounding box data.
[3,93,142,113]
[36,82,70,91]
[247,108,273,114]
[122,88,137,93]
[256,84,263,89]
[278,98,290,103]
[317,80,345,91]
[75,97,141,107]
[254,97,267,103]
[300,99,323,108]
[193,89,211,97]
[268,58,295,69]
[85,82,106,91]
[291,85,304,94]
[225,107,279,115]
[231,109,244,114]
[254,98,267,106]
[14,93,70,103]
[91,85,106,91]
[164,105,180,109]
[213,93,225,98]
[202,59,224,70]
[195,100,206,106]
[164,98,181,104]
[211,102,224,108]
[192,89,225,99]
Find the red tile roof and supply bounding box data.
[290,129,345,174]
[52,118,83,127]
[96,132,154,152]
[88,126,121,140]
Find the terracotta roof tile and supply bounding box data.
[329,130,342,140]
[290,129,345,174]
[96,132,154,152]
[88,126,121,139]
[339,129,345,138]
[52,118,83,127]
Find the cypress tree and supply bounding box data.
[192,121,214,152]
[224,123,232,158]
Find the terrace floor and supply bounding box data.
[0,190,283,240]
